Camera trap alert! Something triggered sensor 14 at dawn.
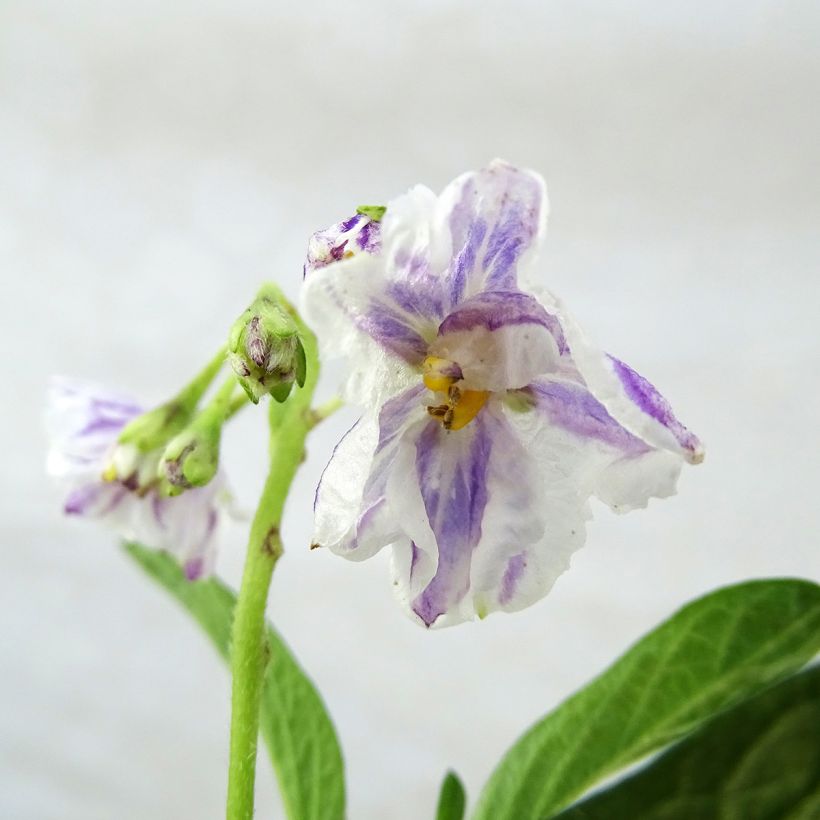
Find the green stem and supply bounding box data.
[308,395,344,429]
[177,345,228,409]
[226,391,251,420]
[198,376,237,424]
[226,297,319,820]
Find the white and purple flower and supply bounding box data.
[302,160,703,629]
[46,377,229,579]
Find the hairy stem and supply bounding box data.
[226,293,319,820]
[178,345,228,408]
[308,395,344,429]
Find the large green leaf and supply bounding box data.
[473,579,820,820]
[125,543,345,820]
[436,770,467,820]
[554,665,820,819]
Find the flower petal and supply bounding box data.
[46,377,141,478]
[435,159,547,308]
[133,485,225,576]
[301,249,431,405]
[385,405,587,627]
[405,416,494,627]
[552,305,705,464]
[312,386,425,560]
[431,290,565,390]
[303,213,381,278]
[526,378,683,512]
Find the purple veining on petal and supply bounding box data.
[329,239,349,262]
[313,420,360,513]
[303,213,380,278]
[387,248,447,322]
[441,163,543,305]
[339,214,364,232]
[412,416,492,627]
[528,379,650,454]
[446,176,488,307]
[64,482,127,517]
[608,355,703,457]
[359,300,429,363]
[409,541,421,582]
[499,552,527,606]
[353,386,425,540]
[152,492,168,528]
[184,556,205,581]
[482,188,540,290]
[76,415,131,437]
[437,290,568,354]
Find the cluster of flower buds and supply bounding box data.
[103,397,197,495]
[228,284,307,403]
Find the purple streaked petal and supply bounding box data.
[46,377,142,479]
[550,308,704,464]
[509,379,684,512]
[439,161,546,307]
[608,355,704,462]
[431,290,563,391]
[64,481,129,517]
[313,387,425,560]
[351,386,425,547]
[184,556,205,581]
[527,378,650,455]
[498,552,527,606]
[303,213,381,278]
[411,416,492,627]
[358,300,430,363]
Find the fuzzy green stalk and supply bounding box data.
[226,293,320,820]
[179,346,229,407]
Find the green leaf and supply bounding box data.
[554,665,820,820]
[125,543,345,820]
[473,579,820,820]
[436,770,467,820]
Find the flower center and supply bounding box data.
[423,356,490,431]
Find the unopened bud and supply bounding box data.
[229,286,307,403]
[159,424,221,496]
[103,400,193,492]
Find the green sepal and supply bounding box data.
[270,380,294,403]
[294,338,307,388]
[356,204,386,222]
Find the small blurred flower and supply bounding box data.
[46,377,230,579]
[302,160,703,628]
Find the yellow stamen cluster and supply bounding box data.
[423,356,490,431]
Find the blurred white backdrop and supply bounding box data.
[1,1,819,818]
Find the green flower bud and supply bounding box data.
[159,420,221,495]
[102,400,193,492]
[157,377,236,496]
[229,286,307,404]
[102,348,227,493]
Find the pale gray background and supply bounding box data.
[1,1,819,818]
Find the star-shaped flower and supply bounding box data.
[302,160,703,628]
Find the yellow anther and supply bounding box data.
[101,464,117,482]
[422,356,460,393]
[447,390,490,431]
